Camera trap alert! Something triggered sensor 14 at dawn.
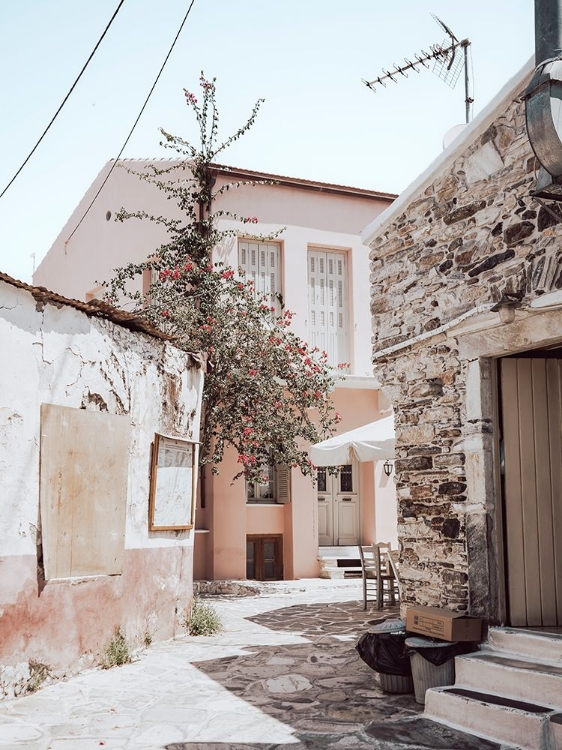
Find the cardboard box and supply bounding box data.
[406,606,482,642]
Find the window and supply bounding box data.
[148,434,196,531]
[238,241,281,305]
[308,249,349,368]
[246,458,291,504]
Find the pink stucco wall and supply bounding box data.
[34,162,392,378]
[34,161,397,582]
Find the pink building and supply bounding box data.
[35,161,398,581]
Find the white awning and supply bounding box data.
[309,416,395,467]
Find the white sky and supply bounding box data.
[0,0,534,283]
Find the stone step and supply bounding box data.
[319,565,362,580]
[487,627,562,664]
[318,546,360,558]
[425,685,559,750]
[455,652,562,709]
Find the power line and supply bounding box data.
[66,0,197,244]
[0,0,127,201]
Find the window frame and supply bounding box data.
[245,458,291,505]
[307,246,350,369]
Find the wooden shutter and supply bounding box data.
[275,464,291,504]
[308,249,348,367]
[238,242,279,301]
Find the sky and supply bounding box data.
[0,0,534,283]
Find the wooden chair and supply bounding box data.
[358,545,378,610]
[374,542,399,609]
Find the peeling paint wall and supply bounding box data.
[368,72,562,620]
[0,279,203,697]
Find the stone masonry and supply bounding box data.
[369,73,562,619]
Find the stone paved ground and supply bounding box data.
[0,581,513,750]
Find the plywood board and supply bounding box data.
[40,404,131,579]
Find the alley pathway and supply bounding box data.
[0,580,510,750]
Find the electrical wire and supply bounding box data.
[66,0,197,243]
[0,0,127,201]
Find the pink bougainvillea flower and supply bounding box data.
[248,369,258,377]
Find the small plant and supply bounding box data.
[143,631,153,647]
[101,629,131,669]
[26,660,51,693]
[185,597,223,636]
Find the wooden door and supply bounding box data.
[500,358,562,626]
[317,464,360,546]
[246,535,283,581]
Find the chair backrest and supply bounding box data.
[358,544,376,575]
[373,542,393,577]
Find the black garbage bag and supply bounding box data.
[405,637,475,666]
[356,631,412,676]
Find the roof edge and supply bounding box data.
[361,56,535,247]
[0,271,201,365]
[112,159,397,202]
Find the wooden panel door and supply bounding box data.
[246,535,283,581]
[500,358,562,626]
[317,464,359,546]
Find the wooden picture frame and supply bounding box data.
[148,434,197,531]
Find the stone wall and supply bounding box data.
[369,75,562,617]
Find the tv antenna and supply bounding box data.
[363,14,473,124]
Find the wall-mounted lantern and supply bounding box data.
[525,59,562,200]
[383,460,394,477]
[491,292,524,324]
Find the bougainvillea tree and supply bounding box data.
[105,74,343,483]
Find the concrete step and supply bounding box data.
[487,627,562,665]
[455,651,562,709]
[318,546,359,558]
[425,685,559,750]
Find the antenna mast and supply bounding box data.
[363,14,473,124]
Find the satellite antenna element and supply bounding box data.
[363,14,473,123]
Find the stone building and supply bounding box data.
[363,57,562,629]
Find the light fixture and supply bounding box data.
[525,56,562,200]
[383,460,393,477]
[491,292,523,325]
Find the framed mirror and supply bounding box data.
[148,434,197,531]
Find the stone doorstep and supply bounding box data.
[487,627,562,664]
[425,685,561,750]
[454,651,562,709]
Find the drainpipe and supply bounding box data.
[525,0,562,198]
[535,0,562,64]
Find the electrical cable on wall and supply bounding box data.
[0,0,127,201]
[66,0,197,243]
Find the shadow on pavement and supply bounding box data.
[165,599,502,750]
